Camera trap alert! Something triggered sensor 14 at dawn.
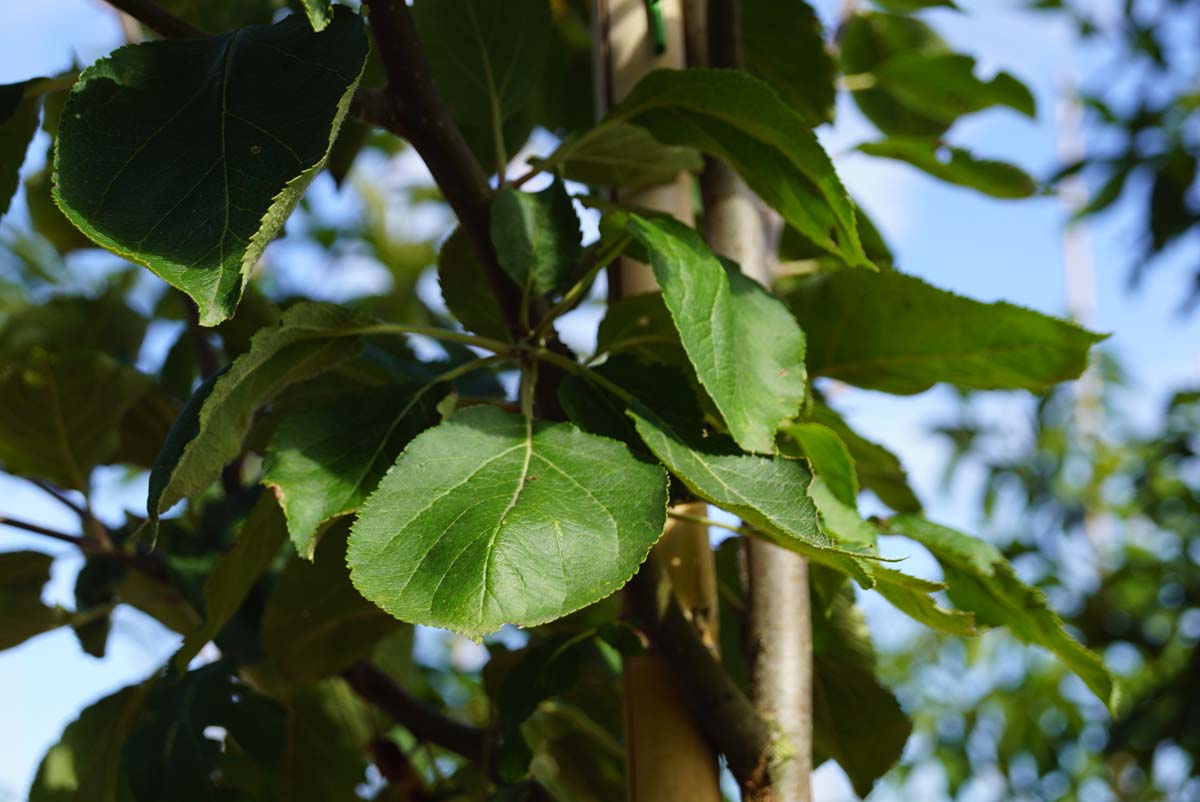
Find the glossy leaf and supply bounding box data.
[491,181,583,298]
[348,405,668,637]
[413,0,550,172]
[0,351,149,490]
[742,0,836,125]
[262,524,399,683]
[148,302,367,523]
[626,215,809,453]
[606,70,869,267]
[0,550,65,651]
[263,381,449,558]
[786,269,1102,394]
[438,227,511,341]
[53,11,369,325]
[629,408,876,586]
[859,137,1037,198]
[544,122,703,190]
[0,81,40,218]
[173,495,288,672]
[887,515,1118,709]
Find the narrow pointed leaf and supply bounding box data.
[491,181,583,298]
[53,11,369,325]
[629,408,876,586]
[786,269,1103,394]
[780,422,859,508]
[173,495,288,672]
[887,515,1118,710]
[872,566,976,635]
[348,406,668,637]
[626,215,808,453]
[859,138,1037,198]
[149,302,368,522]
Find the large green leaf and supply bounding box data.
[0,80,41,218]
[0,550,66,651]
[741,0,836,125]
[0,351,149,490]
[274,680,373,802]
[542,122,703,190]
[887,515,1118,710]
[810,402,920,512]
[873,54,1035,123]
[262,524,399,683]
[173,495,288,672]
[859,138,1037,198]
[604,70,868,267]
[29,680,151,802]
[626,215,809,453]
[348,405,668,637]
[263,381,449,558]
[413,0,550,172]
[491,181,583,299]
[148,303,367,523]
[53,11,369,325]
[628,408,876,586]
[438,227,511,342]
[785,269,1102,394]
[812,584,912,796]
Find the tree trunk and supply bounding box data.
[598,2,723,801]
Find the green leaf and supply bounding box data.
[779,199,894,268]
[806,476,876,549]
[154,0,279,32]
[785,269,1102,394]
[628,408,876,586]
[491,181,583,299]
[413,0,550,172]
[0,550,66,651]
[812,583,911,797]
[741,0,836,125]
[874,53,1035,123]
[859,137,1037,198]
[262,524,400,683]
[872,566,976,635]
[606,70,869,267]
[593,291,687,367]
[53,11,369,325]
[348,405,668,637]
[0,352,150,490]
[780,422,859,508]
[810,402,920,512]
[173,495,288,672]
[148,302,367,523]
[263,381,449,558]
[25,164,94,254]
[438,227,512,342]
[625,214,809,453]
[0,81,40,218]
[29,680,151,802]
[275,680,373,801]
[0,289,148,363]
[114,570,201,635]
[886,515,1118,710]
[542,122,703,190]
[71,558,123,658]
[300,0,333,30]
[871,0,957,11]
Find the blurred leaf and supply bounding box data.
[859,137,1037,198]
[543,123,703,190]
[54,11,369,325]
[25,164,94,254]
[71,558,123,658]
[155,0,279,31]
[115,570,201,635]
[0,290,147,363]
[438,226,512,342]
[173,495,288,672]
[0,550,65,652]
[594,291,687,367]
[275,680,374,801]
[491,181,583,299]
[785,269,1101,394]
[874,53,1035,123]
[0,80,40,218]
[742,0,836,125]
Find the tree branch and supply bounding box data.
[0,515,90,546]
[342,660,488,764]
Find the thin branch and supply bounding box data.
[0,515,89,546]
[28,479,88,519]
[341,661,488,763]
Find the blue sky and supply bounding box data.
[1,0,1197,799]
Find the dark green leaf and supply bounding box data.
[605,70,869,267]
[778,199,894,268]
[71,558,124,658]
[0,351,150,490]
[148,302,368,523]
[543,122,703,190]
[742,0,836,125]
[626,214,809,453]
[859,137,1037,198]
[629,408,876,586]
[155,0,279,32]
[262,524,400,683]
[874,53,1035,122]
[0,81,40,218]
[491,181,583,299]
[275,680,374,801]
[593,291,687,367]
[348,405,668,637]
[263,381,449,558]
[786,269,1102,394]
[810,402,920,512]
[25,163,94,254]
[438,227,512,342]
[54,11,369,325]
[0,290,147,363]
[0,550,65,652]
[887,515,1118,710]
[115,570,202,635]
[173,495,288,671]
